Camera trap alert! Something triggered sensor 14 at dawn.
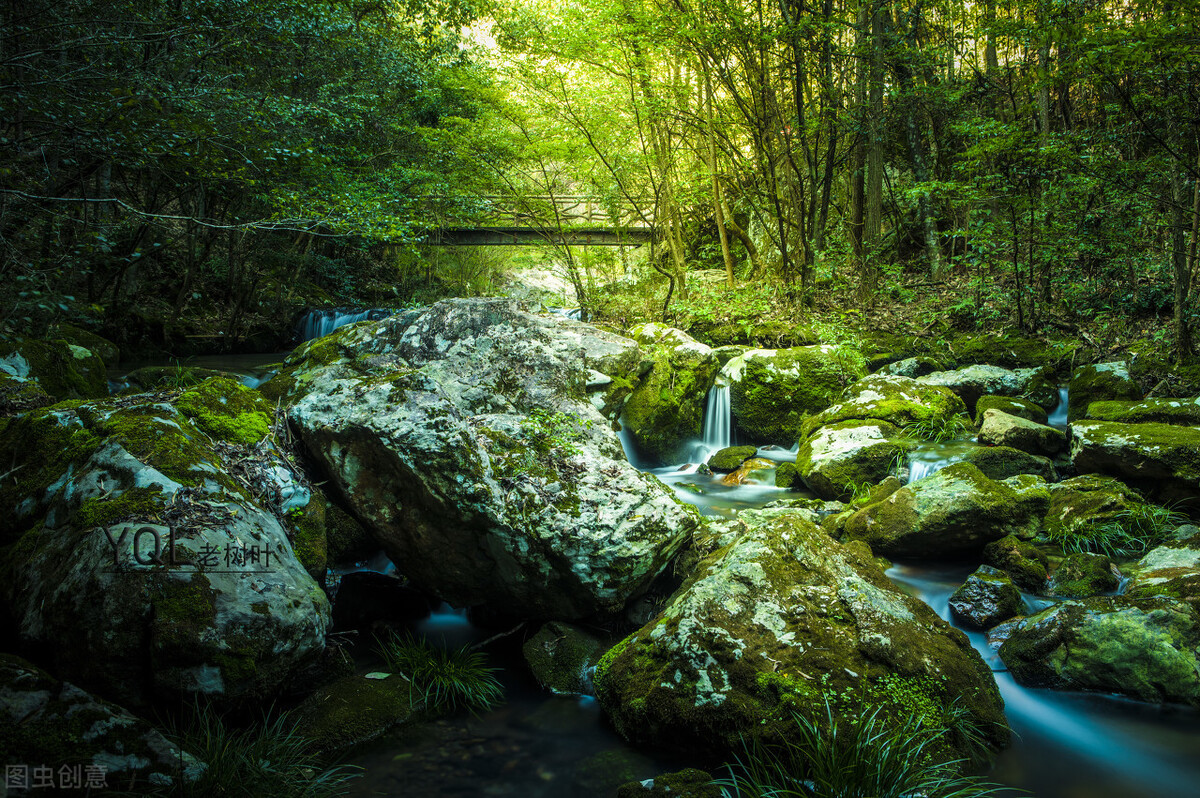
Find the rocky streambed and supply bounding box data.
[2,299,1200,797]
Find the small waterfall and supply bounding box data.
[905,441,973,484]
[295,308,392,342]
[688,380,732,462]
[1047,386,1069,428]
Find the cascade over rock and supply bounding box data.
[593,508,1009,760]
[286,298,700,619]
[0,378,330,707]
[621,323,719,464]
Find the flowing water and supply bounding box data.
[1047,386,1070,429]
[295,307,394,341]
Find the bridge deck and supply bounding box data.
[431,226,652,246]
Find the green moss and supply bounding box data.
[949,333,1077,372]
[88,404,220,489]
[75,485,166,528]
[973,395,1049,427]
[1085,397,1200,426]
[291,673,419,753]
[1069,362,1141,421]
[289,496,328,581]
[175,377,273,446]
[707,445,757,472]
[0,335,107,400]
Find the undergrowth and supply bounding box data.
[1050,503,1188,558]
[375,632,504,715]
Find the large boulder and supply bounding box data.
[593,508,1009,760]
[287,299,700,619]
[795,420,912,500]
[799,374,967,440]
[918,364,1056,414]
[1068,361,1141,421]
[1127,529,1200,607]
[724,346,867,445]
[0,378,331,707]
[999,596,1200,707]
[973,395,1049,427]
[978,409,1066,457]
[842,463,1044,558]
[1084,397,1200,426]
[1069,420,1200,499]
[959,444,1056,482]
[1047,552,1121,598]
[0,654,205,789]
[949,566,1023,629]
[622,324,719,464]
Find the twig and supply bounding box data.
[469,622,526,652]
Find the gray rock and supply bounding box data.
[949,566,1023,629]
[978,409,1066,457]
[1048,552,1121,598]
[1068,361,1141,422]
[795,420,911,500]
[918,364,1055,414]
[287,299,699,619]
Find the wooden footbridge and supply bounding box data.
[423,195,653,247]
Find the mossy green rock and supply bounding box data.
[843,463,1042,558]
[1085,397,1200,426]
[0,380,330,707]
[594,507,1009,761]
[918,364,1056,414]
[999,595,1200,706]
[0,334,108,403]
[1068,361,1141,421]
[1069,420,1200,498]
[1048,552,1120,598]
[618,769,721,798]
[795,420,911,501]
[291,672,418,753]
[774,461,800,488]
[973,395,1049,427]
[707,445,758,472]
[288,299,699,619]
[1126,533,1200,607]
[50,322,120,365]
[799,375,967,440]
[960,443,1055,482]
[523,621,605,696]
[876,356,945,378]
[977,409,1065,457]
[948,333,1077,371]
[1044,475,1146,543]
[0,370,55,415]
[0,654,205,788]
[983,534,1050,592]
[949,566,1023,629]
[623,324,719,464]
[725,345,867,445]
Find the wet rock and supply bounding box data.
[719,457,775,486]
[724,345,867,445]
[843,462,1043,558]
[594,507,1009,761]
[618,768,721,797]
[1127,531,1200,607]
[0,378,330,706]
[795,420,911,500]
[1048,552,1121,598]
[918,364,1056,414]
[978,409,1066,457]
[523,621,605,696]
[707,445,758,473]
[983,534,1050,593]
[774,461,801,488]
[973,395,1049,427]
[622,324,719,464]
[291,673,418,754]
[800,374,966,439]
[999,595,1200,707]
[960,443,1056,482]
[287,299,699,619]
[1068,361,1141,421]
[50,322,120,366]
[1070,419,1200,499]
[950,566,1024,629]
[0,654,205,789]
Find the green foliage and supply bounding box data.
[519,408,592,459]
[375,633,504,715]
[156,704,360,797]
[714,701,1013,798]
[1050,503,1188,559]
[903,415,973,443]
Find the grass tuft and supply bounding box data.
[375,632,504,715]
[1049,502,1189,558]
[903,414,973,443]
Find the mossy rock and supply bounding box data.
[948,333,1077,372]
[1048,552,1120,598]
[594,507,1009,762]
[974,395,1048,427]
[622,324,719,464]
[795,420,911,501]
[1069,420,1200,500]
[918,364,1055,415]
[0,370,56,416]
[175,376,274,446]
[775,461,800,488]
[999,595,1200,706]
[843,462,1043,558]
[799,374,967,440]
[1127,532,1200,607]
[875,356,946,378]
[291,672,419,753]
[1043,475,1146,544]
[707,445,758,472]
[978,409,1066,457]
[617,769,721,798]
[983,534,1050,592]
[289,493,329,582]
[960,444,1055,482]
[49,322,119,365]
[726,345,867,445]
[0,334,107,402]
[124,365,230,391]
[1084,397,1200,426]
[1068,362,1141,422]
[522,621,605,696]
[326,500,376,564]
